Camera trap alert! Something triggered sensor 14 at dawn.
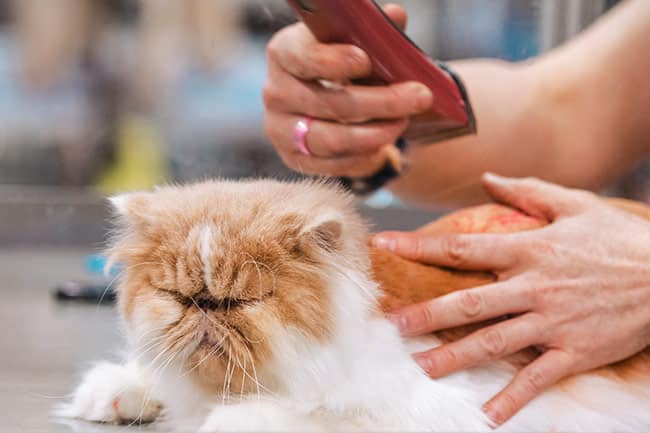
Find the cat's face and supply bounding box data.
[109,180,369,395]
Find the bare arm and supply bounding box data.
[264,1,650,207]
[390,0,650,207]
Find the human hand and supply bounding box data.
[373,173,650,426]
[263,4,433,178]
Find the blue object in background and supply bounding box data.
[85,254,121,278]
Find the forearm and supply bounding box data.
[389,0,650,209]
[389,59,549,207]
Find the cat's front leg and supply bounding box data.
[53,361,163,424]
[199,399,324,433]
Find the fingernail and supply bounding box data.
[413,84,433,111]
[372,236,397,252]
[483,172,510,186]
[413,352,434,374]
[386,313,408,332]
[482,404,502,428]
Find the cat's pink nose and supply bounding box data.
[197,318,220,346]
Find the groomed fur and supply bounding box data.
[56,179,650,432]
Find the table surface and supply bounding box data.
[0,248,169,433]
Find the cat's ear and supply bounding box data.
[108,192,154,228]
[301,212,343,252]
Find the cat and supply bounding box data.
[54,179,650,432]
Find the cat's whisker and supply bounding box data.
[129,336,169,364]
[222,345,234,404]
[93,260,165,312]
[134,338,184,427]
[242,253,277,298]
[227,350,246,402]
[240,340,269,398]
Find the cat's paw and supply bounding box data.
[53,361,163,424]
[199,399,323,433]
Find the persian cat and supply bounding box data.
[56,179,650,432]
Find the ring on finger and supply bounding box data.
[294,116,313,156]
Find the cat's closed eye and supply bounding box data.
[154,286,264,311]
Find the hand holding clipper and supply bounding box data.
[282,0,476,193]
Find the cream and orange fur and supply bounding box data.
[55,179,650,432]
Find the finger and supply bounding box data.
[279,148,391,178]
[482,173,598,221]
[371,231,521,270]
[264,71,432,122]
[268,23,372,81]
[389,280,533,336]
[482,350,573,426]
[383,4,408,30]
[413,314,542,378]
[265,111,408,158]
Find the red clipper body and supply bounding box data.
[286,0,476,145]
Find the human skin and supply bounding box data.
[373,173,650,425]
[263,0,650,425]
[263,0,650,207]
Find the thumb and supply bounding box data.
[383,4,408,31]
[481,173,596,221]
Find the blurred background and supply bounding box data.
[0,1,648,430]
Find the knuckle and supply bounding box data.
[393,84,418,113]
[441,235,469,266]
[438,347,458,370]
[522,367,546,395]
[529,238,558,258]
[290,52,312,78]
[262,82,281,109]
[420,301,437,329]
[530,314,551,341]
[531,282,551,304]
[379,89,399,117]
[330,93,360,121]
[480,328,507,357]
[348,127,383,154]
[323,129,348,155]
[308,51,333,76]
[266,35,281,62]
[457,290,482,318]
[345,47,370,74]
[499,391,519,417]
[410,236,425,262]
[365,128,393,150]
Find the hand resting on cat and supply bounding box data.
[53,179,650,432]
[373,173,650,425]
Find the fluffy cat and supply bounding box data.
[55,179,650,432]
